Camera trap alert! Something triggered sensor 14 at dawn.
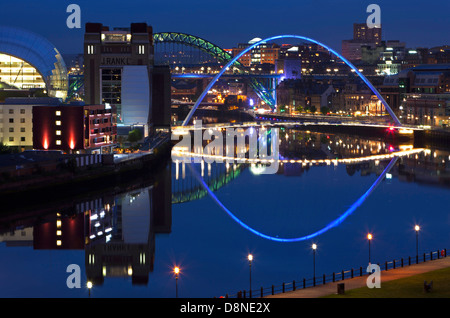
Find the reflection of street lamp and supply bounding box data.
[248,254,253,298]
[367,234,373,263]
[312,244,317,286]
[87,281,93,297]
[415,225,420,263]
[174,266,180,298]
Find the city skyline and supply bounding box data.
[2,0,449,55]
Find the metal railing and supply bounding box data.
[224,248,448,298]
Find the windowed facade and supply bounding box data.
[0,104,34,148]
[101,68,122,122]
[0,26,68,99]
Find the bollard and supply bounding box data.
[282,282,285,293]
[271,285,274,295]
[360,267,362,277]
[351,268,354,278]
[303,278,306,289]
[293,280,296,291]
[393,260,396,269]
[385,261,388,271]
[323,274,326,285]
[261,287,263,298]
[337,283,345,295]
[333,272,335,282]
[243,290,246,298]
[341,270,344,280]
[401,258,404,267]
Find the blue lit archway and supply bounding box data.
[182,34,402,127]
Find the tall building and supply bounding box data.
[84,23,155,136]
[342,23,382,61]
[353,23,382,44]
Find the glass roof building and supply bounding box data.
[0,26,68,99]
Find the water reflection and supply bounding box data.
[0,126,449,297]
[0,163,172,288]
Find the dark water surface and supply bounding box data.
[1,127,449,298]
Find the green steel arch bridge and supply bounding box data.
[66,32,276,105]
[171,160,246,204]
[153,32,277,107]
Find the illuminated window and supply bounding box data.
[55,111,61,116]
[56,120,61,126]
[56,220,61,228]
[56,240,62,246]
[56,230,62,236]
[56,130,61,135]
[87,45,94,54]
[138,45,145,54]
[56,140,61,145]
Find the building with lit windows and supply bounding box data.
[0,97,61,149]
[32,103,116,153]
[0,26,68,100]
[342,23,382,61]
[84,22,171,136]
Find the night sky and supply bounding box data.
[2,0,449,55]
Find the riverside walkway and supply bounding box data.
[265,256,450,298]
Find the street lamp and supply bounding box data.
[367,233,373,264]
[174,266,180,298]
[415,225,420,263]
[312,244,317,286]
[248,254,253,298]
[87,281,93,297]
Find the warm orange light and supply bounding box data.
[248,254,253,262]
[415,225,420,232]
[174,267,180,275]
[367,233,373,240]
[70,139,75,150]
[43,139,48,150]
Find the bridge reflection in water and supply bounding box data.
[1,127,449,293]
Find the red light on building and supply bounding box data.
[33,104,116,153]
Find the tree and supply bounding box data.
[310,105,317,114]
[320,106,330,115]
[0,142,17,154]
[128,129,143,144]
[295,105,304,113]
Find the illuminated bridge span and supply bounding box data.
[171,161,245,204]
[173,120,420,133]
[172,148,426,166]
[182,34,403,127]
[153,32,276,106]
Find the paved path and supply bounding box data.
[265,256,450,298]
